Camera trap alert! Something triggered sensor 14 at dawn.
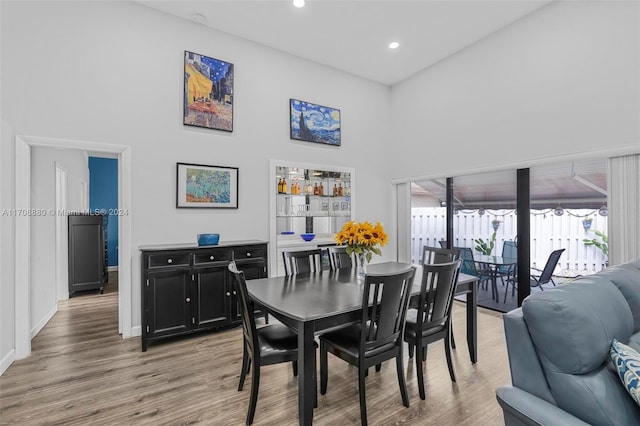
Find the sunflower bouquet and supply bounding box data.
[335,221,388,263]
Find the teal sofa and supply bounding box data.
[496,260,640,425]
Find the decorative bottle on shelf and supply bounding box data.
[333,184,338,196]
[282,179,287,194]
[278,179,283,194]
[313,182,319,195]
[318,182,324,196]
[338,183,343,196]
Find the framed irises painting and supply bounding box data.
[183,51,234,132]
[290,99,341,146]
[176,163,238,208]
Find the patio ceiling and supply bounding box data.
[412,158,608,210]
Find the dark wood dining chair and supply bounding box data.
[414,246,461,356]
[327,246,353,270]
[319,266,416,426]
[403,260,462,400]
[228,261,304,425]
[421,245,461,266]
[282,249,322,276]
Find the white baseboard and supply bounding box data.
[0,349,16,376]
[130,325,141,337]
[31,304,57,339]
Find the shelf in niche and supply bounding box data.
[277,193,351,199]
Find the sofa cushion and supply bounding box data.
[599,260,640,332]
[522,280,633,374]
[611,339,640,406]
[522,280,640,424]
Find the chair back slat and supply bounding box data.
[283,249,322,276]
[228,261,258,354]
[360,267,416,358]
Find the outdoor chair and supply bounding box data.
[496,240,518,283]
[228,261,315,425]
[319,266,416,426]
[282,249,322,276]
[403,260,462,400]
[504,248,565,302]
[454,246,491,288]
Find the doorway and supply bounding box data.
[14,135,132,359]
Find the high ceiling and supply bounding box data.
[413,158,608,209]
[135,0,553,86]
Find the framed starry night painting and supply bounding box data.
[183,51,234,132]
[290,99,341,146]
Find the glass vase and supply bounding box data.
[356,252,367,282]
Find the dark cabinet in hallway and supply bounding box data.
[68,214,107,296]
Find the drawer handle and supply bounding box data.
[167,259,173,264]
[226,292,231,297]
[233,291,237,295]
[210,255,215,260]
[185,297,191,302]
[246,252,252,257]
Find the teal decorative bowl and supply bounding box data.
[197,234,220,246]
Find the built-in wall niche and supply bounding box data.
[269,160,355,276]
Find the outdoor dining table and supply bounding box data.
[474,254,517,302]
[245,262,479,425]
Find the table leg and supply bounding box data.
[298,321,315,425]
[466,280,478,363]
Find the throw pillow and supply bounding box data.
[610,338,640,406]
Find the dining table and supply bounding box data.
[474,254,517,302]
[245,262,479,425]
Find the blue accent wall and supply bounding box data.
[88,157,118,267]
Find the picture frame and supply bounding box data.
[290,98,341,146]
[176,162,238,208]
[184,51,234,132]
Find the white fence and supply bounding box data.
[411,208,608,275]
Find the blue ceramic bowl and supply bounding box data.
[197,233,220,246]
[300,233,316,242]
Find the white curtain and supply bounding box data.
[607,154,640,265]
[395,182,411,263]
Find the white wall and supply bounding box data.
[30,147,88,335]
[390,0,640,180]
[0,0,392,364]
[0,119,16,375]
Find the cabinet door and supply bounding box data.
[146,269,192,339]
[194,265,230,329]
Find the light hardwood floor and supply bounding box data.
[0,278,510,425]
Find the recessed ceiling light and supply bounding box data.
[293,0,305,8]
[388,42,400,49]
[191,13,206,24]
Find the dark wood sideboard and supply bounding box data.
[140,240,268,351]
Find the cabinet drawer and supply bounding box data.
[193,249,231,265]
[234,247,266,260]
[147,253,190,268]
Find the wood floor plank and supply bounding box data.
[0,278,510,425]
